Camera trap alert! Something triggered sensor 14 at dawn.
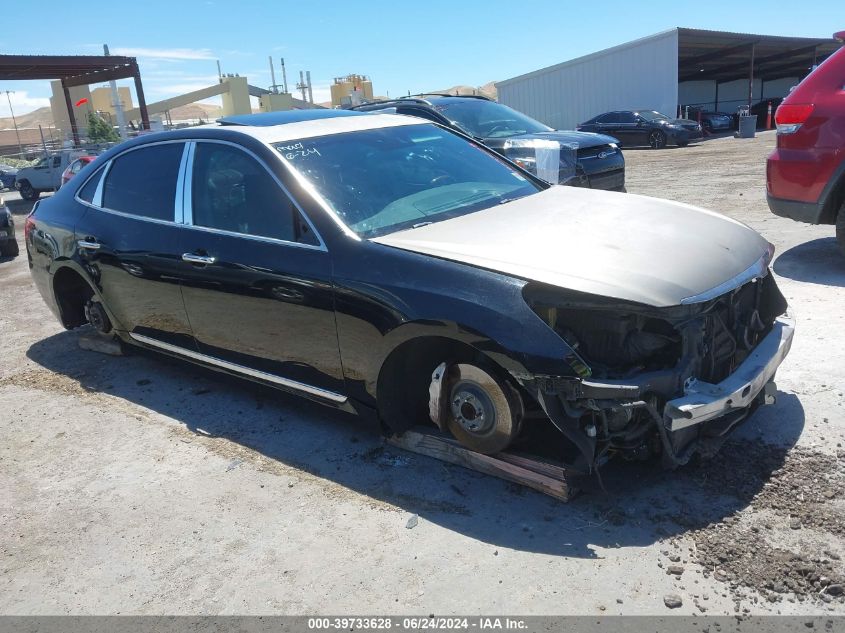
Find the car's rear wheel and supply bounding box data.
[445,363,522,454]
[18,181,39,201]
[836,202,845,256]
[648,130,667,149]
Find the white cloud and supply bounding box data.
[0,91,50,118]
[113,47,216,61]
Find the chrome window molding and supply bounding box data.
[92,159,110,207]
[182,142,196,225]
[71,138,326,251]
[72,163,109,208]
[175,142,192,223]
[182,138,328,252]
[177,221,326,250]
[76,139,188,223]
[129,332,347,403]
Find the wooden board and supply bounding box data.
[387,428,576,502]
[78,332,124,356]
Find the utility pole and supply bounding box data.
[297,71,307,102]
[3,91,23,157]
[269,56,278,94]
[104,44,128,139]
[306,70,313,103]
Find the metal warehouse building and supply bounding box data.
[496,28,839,130]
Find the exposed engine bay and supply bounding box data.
[515,271,791,473]
[425,271,793,477]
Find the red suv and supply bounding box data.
[767,31,845,252]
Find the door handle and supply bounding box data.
[182,253,216,265]
[77,240,101,250]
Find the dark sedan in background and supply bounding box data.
[699,111,734,132]
[578,110,703,148]
[353,95,626,191]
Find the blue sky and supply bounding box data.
[0,0,841,117]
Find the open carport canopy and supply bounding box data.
[677,28,840,83]
[0,53,143,86]
[0,54,150,141]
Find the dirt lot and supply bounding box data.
[1,131,843,615]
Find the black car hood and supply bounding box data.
[484,130,618,150]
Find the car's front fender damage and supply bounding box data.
[429,271,794,477]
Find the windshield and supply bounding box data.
[275,124,542,238]
[432,100,552,138]
[637,110,670,122]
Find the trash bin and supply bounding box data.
[738,115,758,138]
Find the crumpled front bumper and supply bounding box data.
[664,310,795,431]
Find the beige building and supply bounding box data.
[90,86,134,117]
[330,74,373,107]
[49,80,93,140]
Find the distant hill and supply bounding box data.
[430,82,497,100]
[168,102,222,122]
[0,107,54,130]
[0,101,225,129]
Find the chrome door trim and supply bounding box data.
[128,332,348,404]
[77,240,101,250]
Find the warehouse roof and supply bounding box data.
[498,28,840,87]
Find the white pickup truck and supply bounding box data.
[15,150,89,201]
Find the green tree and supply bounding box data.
[86,111,119,143]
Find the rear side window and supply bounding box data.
[102,143,184,221]
[77,165,105,204]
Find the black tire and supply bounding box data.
[0,239,19,257]
[445,363,522,454]
[648,130,667,149]
[836,202,845,256]
[18,181,39,201]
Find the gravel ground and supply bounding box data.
[0,131,843,616]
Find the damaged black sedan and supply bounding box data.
[26,109,793,478]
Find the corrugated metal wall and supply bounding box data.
[497,30,680,130]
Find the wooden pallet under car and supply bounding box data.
[386,427,576,502]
